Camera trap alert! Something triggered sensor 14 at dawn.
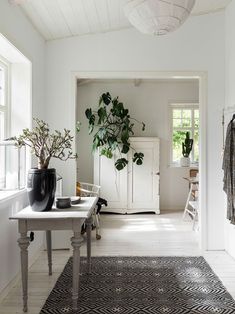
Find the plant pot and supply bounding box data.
[180,157,190,167]
[27,168,56,212]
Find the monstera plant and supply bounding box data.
[85,92,145,170]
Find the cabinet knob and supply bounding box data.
[156,172,160,176]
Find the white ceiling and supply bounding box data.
[11,0,231,41]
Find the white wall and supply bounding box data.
[0,191,43,294]
[46,11,225,250]
[0,1,45,119]
[224,0,235,259]
[225,0,235,108]
[77,80,199,211]
[11,63,31,136]
[0,0,46,294]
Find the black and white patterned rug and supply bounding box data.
[40,256,235,314]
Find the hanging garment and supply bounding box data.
[223,116,235,224]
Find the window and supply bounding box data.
[0,58,9,140]
[0,35,31,197]
[170,104,199,165]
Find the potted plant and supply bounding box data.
[180,131,193,167]
[15,118,77,211]
[85,92,145,170]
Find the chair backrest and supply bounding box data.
[76,182,101,197]
[189,169,199,199]
[189,169,198,178]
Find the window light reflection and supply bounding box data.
[119,220,177,232]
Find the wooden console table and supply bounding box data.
[10,196,98,312]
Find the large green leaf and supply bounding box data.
[115,158,128,170]
[121,130,129,143]
[88,114,96,134]
[107,137,118,150]
[100,92,112,106]
[100,147,113,158]
[92,136,100,152]
[112,102,125,117]
[89,124,94,134]
[121,142,130,154]
[97,127,107,140]
[85,108,92,119]
[112,97,119,107]
[133,152,144,165]
[97,107,107,124]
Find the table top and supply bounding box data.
[9,196,98,220]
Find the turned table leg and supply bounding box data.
[86,216,92,274]
[18,232,30,312]
[46,230,52,276]
[71,232,83,310]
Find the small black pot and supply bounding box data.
[27,168,56,212]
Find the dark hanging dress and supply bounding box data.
[223,118,235,224]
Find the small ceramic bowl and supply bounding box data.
[56,197,71,209]
[71,196,81,205]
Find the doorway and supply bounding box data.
[72,71,207,252]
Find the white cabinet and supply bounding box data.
[94,137,160,214]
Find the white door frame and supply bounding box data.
[71,71,207,252]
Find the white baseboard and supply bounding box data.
[100,207,182,214]
[161,207,184,212]
[101,208,160,214]
[0,245,44,303]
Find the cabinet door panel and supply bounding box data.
[94,151,127,210]
[128,139,159,211]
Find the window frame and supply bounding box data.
[0,57,10,140]
[169,103,199,166]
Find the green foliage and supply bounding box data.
[84,92,145,170]
[172,130,186,161]
[14,118,77,169]
[182,131,193,158]
[133,152,144,165]
[115,158,128,171]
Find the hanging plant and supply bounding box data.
[85,92,145,170]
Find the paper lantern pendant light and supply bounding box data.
[124,0,196,35]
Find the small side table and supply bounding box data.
[10,196,98,312]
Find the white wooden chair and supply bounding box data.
[76,182,102,239]
[188,200,199,231]
[182,173,199,230]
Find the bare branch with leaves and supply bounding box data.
[14,118,77,169]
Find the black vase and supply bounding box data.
[27,168,57,212]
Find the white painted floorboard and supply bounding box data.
[0,211,235,313]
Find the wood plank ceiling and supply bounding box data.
[11,0,232,41]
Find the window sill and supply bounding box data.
[169,163,199,169]
[0,189,27,203]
